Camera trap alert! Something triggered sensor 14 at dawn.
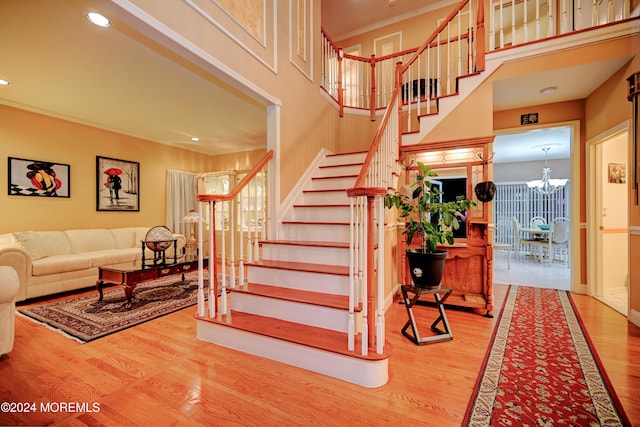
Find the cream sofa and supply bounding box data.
[0,227,185,302]
[0,266,19,355]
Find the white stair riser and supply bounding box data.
[303,191,350,204]
[197,321,389,388]
[261,243,350,266]
[321,153,367,167]
[248,266,349,295]
[292,205,350,222]
[231,293,357,333]
[316,164,362,178]
[311,176,356,190]
[283,223,350,242]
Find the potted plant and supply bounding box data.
[385,162,475,288]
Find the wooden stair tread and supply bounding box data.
[247,259,349,275]
[319,162,363,168]
[196,310,391,361]
[293,203,349,208]
[259,240,349,248]
[232,283,357,310]
[303,188,347,193]
[312,174,358,180]
[282,221,349,227]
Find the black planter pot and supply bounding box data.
[406,249,448,288]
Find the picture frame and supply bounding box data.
[608,163,626,184]
[8,157,70,198]
[96,156,139,211]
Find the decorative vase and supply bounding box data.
[406,249,448,288]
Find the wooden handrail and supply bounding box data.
[198,150,274,203]
[400,0,470,75]
[350,79,401,190]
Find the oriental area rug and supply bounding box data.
[18,271,219,343]
[464,285,629,426]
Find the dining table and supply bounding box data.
[519,226,552,262]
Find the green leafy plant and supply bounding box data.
[384,162,476,253]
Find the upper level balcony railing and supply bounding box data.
[321,0,632,118]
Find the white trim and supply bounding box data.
[108,0,281,107]
[184,0,278,74]
[629,308,640,327]
[289,0,314,82]
[586,121,630,298]
[277,148,332,236]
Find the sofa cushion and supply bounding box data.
[37,231,72,256]
[86,249,138,267]
[65,229,116,254]
[12,232,48,260]
[32,254,92,276]
[111,227,148,250]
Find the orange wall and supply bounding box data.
[0,104,217,234]
[586,38,640,314]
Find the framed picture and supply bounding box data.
[96,156,139,211]
[608,163,626,184]
[8,157,70,197]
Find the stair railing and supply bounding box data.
[346,66,402,355]
[196,150,274,318]
[399,0,486,133]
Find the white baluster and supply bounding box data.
[197,201,205,317]
[239,187,245,286]
[220,201,227,315]
[376,197,385,355]
[208,201,216,318]
[229,198,236,289]
[360,199,368,357]
[348,198,356,352]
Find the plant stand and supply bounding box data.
[400,284,453,345]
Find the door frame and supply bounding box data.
[586,120,630,297]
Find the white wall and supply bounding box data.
[600,132,629,291]
[494,159,570,183]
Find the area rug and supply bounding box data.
[464,285,630,426]
[18,271,221,343]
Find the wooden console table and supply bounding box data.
[97,259,203,309]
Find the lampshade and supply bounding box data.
[182,210,201,223]
[527,147,568,195]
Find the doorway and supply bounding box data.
[588,124,630,316]
[492,124,575,291]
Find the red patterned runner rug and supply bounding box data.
[464,286,630,426]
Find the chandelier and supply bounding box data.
[527,146,568,195]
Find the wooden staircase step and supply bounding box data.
[196,310,391,361]
[319,162,363,169]
[247,259,349,276]
[231,282,358,310]
[292,203,350,208]
[312,174,358,180]
[259,239,349,248]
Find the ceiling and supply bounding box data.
[0,1,630,160]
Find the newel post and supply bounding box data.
[370,54,377,121]
[476,0,486,72]
[338,49,344,117]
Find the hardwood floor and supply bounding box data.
[1,284,638,426]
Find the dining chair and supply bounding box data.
[550,217,570,266]
[530,216,546,228]
[512,217,544,260]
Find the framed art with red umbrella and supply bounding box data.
[96,156,139,211]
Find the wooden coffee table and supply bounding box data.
[97,258,205,309]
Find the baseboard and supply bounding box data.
[629,308,640,327]
[276,148,332,237]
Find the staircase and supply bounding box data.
[196,151,392,388]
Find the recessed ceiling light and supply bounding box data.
[87,12,111,28]
[0,79,9,86]
[191,137,200,142]
[540,86,557,95]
